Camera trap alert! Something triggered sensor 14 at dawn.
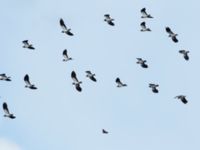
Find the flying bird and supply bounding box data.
[165,27,178,43]
[22,40,35,50]
[0,74,11,81]
[85,71,97,82]
[2,102,15,119]
[102,129,109,134]
[116,78,127,87]
[149,83,159,93]
[140,22,151,32]
[141,8,153,18]
[24,74,37,89]
[104,14,115,26]
[136,58,148,68]
[60,18,74,36]
[63,49,72,61]
[179,50,189,61]
[175,95,188,104]
[71,71,82,92]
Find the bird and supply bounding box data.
[141,8,153,18]
[140,22,151,32]
[0,74,11,81]
[149,83,159,93]
[175,95,188,104]
[104,14,115,26]
[2,102,15,119]
[22,40,35,50]
[60,18,74,36]
[102,129,109,134]
[85,71,97,82]
[62,49,72,61]
[24,74,37,89]
[165,27,178,43]
[136,58,148,68]
[115,78,127,87]
[71,71,82,92]
[179,50,189,61]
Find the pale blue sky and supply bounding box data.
[0,0,200,150]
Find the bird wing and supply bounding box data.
[90,76,97,82]
[0,73,6,77]
[141,8,148,16]
[116,78,122,84]
[24,74,32,86]
[104,14,110,19]
[172,36,178,43]
[63,49,68,58]
[75,84,82,92]
[179,50,185,54]
[22,40,29,45]
[71,71,79,83]
[140,22,146,29]
[3,102,10,114]
[60,18,67,30]
[166,27,174,34]
[85,71,92,75]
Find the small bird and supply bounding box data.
[24,74,37,89]
[175,95,188,104]
[115,78,127,87]
[0,74,11,81]
[140,22,151,32]
[102,129,109,134]
[2,102,15,119]
[136,58,148,68]
[179,50,189,61]
[60,18,74,36]
[149,83,159,93]
[104,14,115,26]
[22,40,35,50]
[62,49,72,61]
[141,8,153,18]
[85,71,97,82]
[71,71,82,92]
[165,27,178,43]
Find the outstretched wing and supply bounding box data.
[165,27,174,34]
[63,49,68,58]
[3,102,10,115]
[75,84,82,92]
[102,129,108,134]
[24,74,31,86]
[60,18,67,30]
[116,78,121,84]
[85,71,92,75]
[140,22,146,29]
[104,14,110,19]
[172,36,178,43]
[141,8,148,16]
[71,71,79,83]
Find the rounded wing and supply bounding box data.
[3,102,10,115]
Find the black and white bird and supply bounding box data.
[60,18,74,36]
[85,71,97,82]
[165,27,178,43]
[71,71,82,92]
[102,129,109,134]
[179,50,189,61]
[0,74,11,81]
[104,14,115,26]
[62,49,72,61]
[141,8,153,18]
[115,78,127,87]
[149,83,159,93]
[3,102,15,119]
[140,22,151,32]
[136,58,148,68]
[24,74,37,89]
[22,40,35,50]
[175,95,188,104]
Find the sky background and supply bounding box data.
[0,0,200,150]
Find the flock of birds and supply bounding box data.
[1,7,190,134]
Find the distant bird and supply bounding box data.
[102,129,109,134]
[175,95,188,104]
[60,18,74,36]
[165,27,178,43]
[71,71,82,92]
[179,50,189,61]
[116,78,127,87]
[24,74,37,89]
[62,49,72,61]
[149,83,159,93]
[141,8,153,18]
[0,74,11,81]
[104,14,115,26]
[22,40,35,50]
[136,58,148,68]
[140,22,151,32]
[85,71,97,82]
[3,102,15,119]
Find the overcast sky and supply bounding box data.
[0,0,200,150]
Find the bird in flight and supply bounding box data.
[85,71,97,82]
[71,71,82,92]
[165,27,178,43]
[149,83,159,93]
[179,50,189,61]
[141,8,153,18]
[104,14,115,26]
[62,49,72,61]
[2,102,15,119]
[102,129,109,134]
[175,95,188,104]
[60,18,74,36]
[24,74,37,89]
[116,78,127,87]
[140,22,151,32]
[136,58,148,68]
[22,40,35,50]
[0,74,11,81]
